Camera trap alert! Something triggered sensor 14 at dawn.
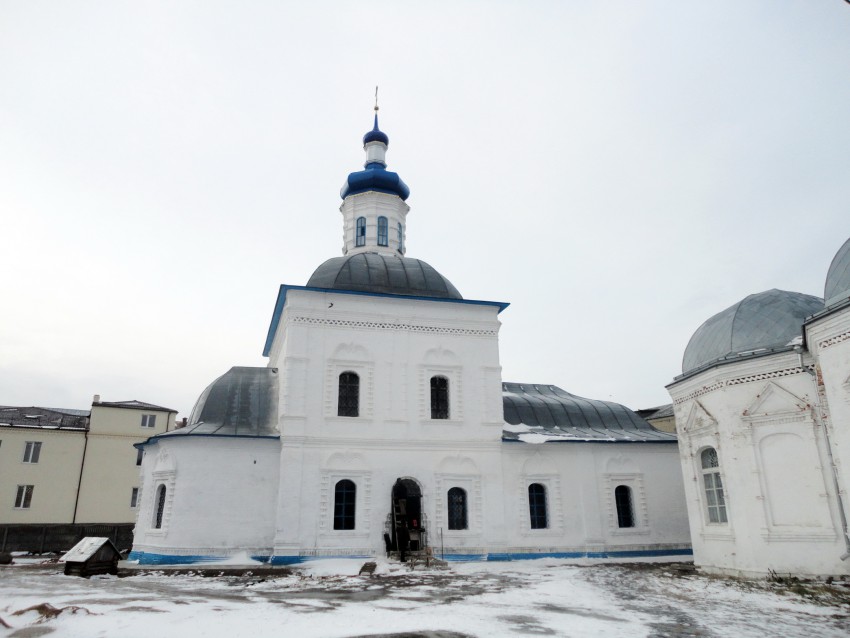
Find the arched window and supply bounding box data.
[430,376,449,419]
[397,222,403,253]
[701,447,728,523]
[355,217,366,247]
[338,372,359,417]
[377,216,388,246]
[333,480,356,530]
[614,485,634,528]
[447,487,468,530]
[154,485,167,529]
[528,483,548,529]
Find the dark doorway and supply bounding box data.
[388,478,426,559]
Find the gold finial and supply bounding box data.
[374,85,379,112]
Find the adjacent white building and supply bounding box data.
[668,240,850,577]
[130,112,691,565]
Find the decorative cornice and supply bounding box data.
[818,328,850,351]
[292,315,497,338]
[673,366,809,405]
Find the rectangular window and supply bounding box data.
[141,414,156,428]
[130,487,139,508]
[15,485,34,509]
[22,441,41,463]
[136,448,144,466]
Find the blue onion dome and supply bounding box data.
[824,237,850,307]
[682,289,824,374]
[363,113,389,146]
[307,253,462,299]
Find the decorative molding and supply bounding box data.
[673,366,809,405]
[682,400,717,434]
[434,472,483,535]
[741,382,809,423]
[518,474,563,537]
[818,328,850,351]
[292,316,497,338]
[603,473,650,535]
[318,470,372,539]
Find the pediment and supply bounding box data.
[742,382,809,420]
[682,400,717,433]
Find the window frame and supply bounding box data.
[22,441,42,464]
[377,216,388,246]
[447,487,468,530]
[136,448,144,466]
[333,479,357,530]
[614,485,635,528]
[528,483,548,529]
[397,222,403,253]
[14,485,34,509]
[154,484,167,529]
[141,414,156,428]
[700,447,728,524]
[355,216,366,247]
[430,375,450,420]
[130,487,139,509]
[337,371,360,417]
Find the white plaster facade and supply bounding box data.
[130,114,691,565]
[668,241,850,577]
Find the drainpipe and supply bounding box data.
[72,424,89,525]
[797,347,850,560]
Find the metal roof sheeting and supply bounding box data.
[825,237,850,307]
[501,383,676,443]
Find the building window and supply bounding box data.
[333,479,356,530]
[397,222,403,253]
[22,441,41,463]
[14,485,34,509]
[701,447,728,524]
[141,414,156,428]
[377,216,388,246]
[337,372,360,417]
[355,216,366,247]
[528,483,548,529]
[130,487,139,508]
[614,485,635,528]
[430,376,449,419]
[447,487,468,530]
[136,448,144,466]
[154,485,167,529]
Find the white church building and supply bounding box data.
[668,239,850,577]
[129,112,692,565]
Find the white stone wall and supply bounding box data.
[340,191,409,256]
[669,350,850,577]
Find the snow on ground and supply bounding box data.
[1,559,848,637]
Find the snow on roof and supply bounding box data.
[60,537,119,563]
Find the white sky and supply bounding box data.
[2,1,849,417]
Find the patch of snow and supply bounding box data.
[502,423,532,433]
[517,432,551,444]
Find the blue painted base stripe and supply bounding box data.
[486,548,693,561]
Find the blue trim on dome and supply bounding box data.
[263,285,510,357]
[341,164,410,201]
[363,113,389,146]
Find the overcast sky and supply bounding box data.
[2,1,849,417]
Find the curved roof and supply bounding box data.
[307,253,462,299]
[164,367,279,438]
[340,165,410,201]
[825,237,850,307]
[363,113,389,146]
[502,383,676,443]
[682,289,824,375]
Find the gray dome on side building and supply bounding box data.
[164,367,279,437]
[825,237,850,307]
[307,252,462,299]
[682,289,824,375]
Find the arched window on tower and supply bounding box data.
[333,479,356,530]
[528,483,548,529]
[338,372,359,417]
[447,487,468,530]
[377,216,388,246]
[154,484,167,529]
[356,217,366,247]
[397,222,403,253]
[614,485,635,528]
[701,447,728,524]
[430,376,449,419]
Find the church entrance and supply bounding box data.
[386,478,427,561]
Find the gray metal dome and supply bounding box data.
[307,252,462,299]
[825,237,850,307]
[163,367,279,437]
[682,289,824,375]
